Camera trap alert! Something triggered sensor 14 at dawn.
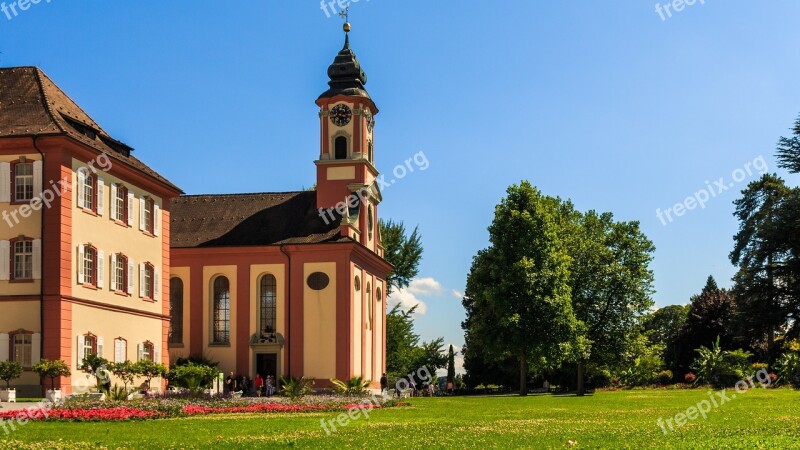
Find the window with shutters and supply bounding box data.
[13,162,33,202]
[141,341,154,362]
[114,337,127,363]
[169,278,183,344]
[82,245,97,286]
[259,275,277,334]
[83,172,96,212]
[114,254,128,294]
[83,334,97,358]
[114,185,128,223]
[212,276,230,344]
[12,238,33,281]
[143,197,154,234]
[143,263,154,299]
[12,332,32,368]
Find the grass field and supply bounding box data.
[2,389,799,449]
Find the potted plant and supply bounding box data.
[33,359,71,402]
[0,361,23,402]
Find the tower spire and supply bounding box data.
[339,5,351,49]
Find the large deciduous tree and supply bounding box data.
[568,210,655,395]
[463,182,579,396]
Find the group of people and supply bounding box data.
[379,372,457,397]
[224,372,276,397]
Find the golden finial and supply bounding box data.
[339,5,351,33]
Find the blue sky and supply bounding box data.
[3,1,800,371]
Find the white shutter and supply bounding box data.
[77,244,85,284]
[0,334,8,362]
[96,177,105,215]
[0,240,9,281]
[31,333,41,365]
[32,239,42,280]
[109,183,117,220]
[137,343,144,362]
[154,267,161,301]
[109,254,117,291]
[96,249,105,289]
[97,337,104,359]
[33,160,43,198]
[154,204,161,236]
[77,169,86,209]
[77,335,85,367]
[153,345,160,364]
[0,162,10,202]
[114,339,125,363]
[127,258,135,294]
[139,263,146,297]
[127,192,135,227]
[139,197,146,231]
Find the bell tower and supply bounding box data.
[316,20,382,253]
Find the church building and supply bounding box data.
[169,25,391,388]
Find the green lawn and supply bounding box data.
[3,389,800,449]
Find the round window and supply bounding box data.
[307,272,330,291]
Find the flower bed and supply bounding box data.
[0,395,400,422]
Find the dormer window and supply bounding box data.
[335,136,348,160]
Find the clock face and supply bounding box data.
[329,104,352,127]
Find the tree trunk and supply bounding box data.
[576,362,585,396]
[519,350,528,396]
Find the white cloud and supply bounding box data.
[387,277,448,316]
[387,288,428,315]
[406,277,444,296]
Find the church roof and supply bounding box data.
[170,190,350,248]
[317,33,372,102]
[0,66,180,192]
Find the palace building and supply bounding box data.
[0,24,390,394]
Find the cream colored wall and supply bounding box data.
[352,264,363,376]
[0,301,40,332]
[375,278,385,380]
[0,154,43,297]
[249,264,285,375]
[69,158,163,316]
[202,265,237,373]
[168,267,191,361]
[364,272,374,382]
[70,302,163,392]
[302,262,337,380]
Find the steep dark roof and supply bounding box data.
[170,191,351,248]
[0,66,180,192]
[318,34,372,102]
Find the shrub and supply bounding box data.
[0,361,23,390]
[330,376,370,396]
[657,370,673,385]
[109,385,130,401]
[692,337,752,388]
[775,352,800,387]
[684,373,697,384]
[279,376,315,400]
[32,359,71,391]
[752,363,769,372]
[171,363,217,392]
[587,369,612,389]
[619,354,663,387]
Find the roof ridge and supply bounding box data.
[34,67,107,134]
[31,67,68,135]
[176,190,312,198]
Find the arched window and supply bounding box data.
[212,276,230,344]
[169,278,184,344]
[368,141,373,163]
[366,282,373,330]
[335,136,348,160]
[368,206,374,240]
[259,275,277,334]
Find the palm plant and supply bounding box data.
[692,336,728,386]
[279,376,315,400]
[330,376,371,396]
